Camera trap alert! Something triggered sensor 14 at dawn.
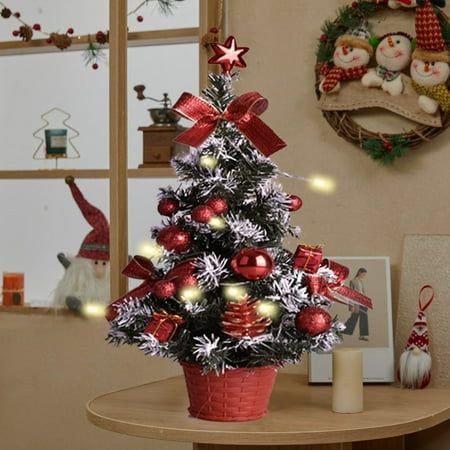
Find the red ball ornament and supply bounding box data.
[192,205,215,224]
[157,226,191,253]
[153,280,176,299]
[158,198,179,217]
[231,248,274,281]
[137,15,144,22]
[175,274,198,289]
[32,23,41,31]
[206,197,228,215]
[289,195,303,212]
[295,307,332,337]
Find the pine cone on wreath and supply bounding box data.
[221,297,272,338]
[19,25,33,41]
[50,33,72,50]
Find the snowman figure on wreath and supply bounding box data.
[319,23,374,94]
[410,0,450,114]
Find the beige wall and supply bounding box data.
[1,1,449,449]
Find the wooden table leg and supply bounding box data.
[194,444,351,450]
[194,436,404,450]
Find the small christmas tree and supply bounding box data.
[106,36,371,420]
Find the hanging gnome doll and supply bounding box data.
[399,285,434,389]
[362,32,412,96]
[53,176,110,314]
[411,0,450,114]
[320,24,374,94]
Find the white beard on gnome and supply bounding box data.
[411,58,450,113]
[399,345,432,389]
[388,0,417,9]
[54,256,110,310]
[362,34,412,95]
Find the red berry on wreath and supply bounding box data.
[153,280,177,299]
[158,198,179,217]
[13,11,20,18]
[12,30,19,37]
[206,197,228,215]
[32,23,41,31]
[383,142,393,152]
[209,27,219,34]
[67,27,74,35]
[352,1,359,8]
[295,307,332,337]
[320,34,328,42]
[137,15,144,22]
[231,248,274,281]
[192,205,215,224]
[289,195,303,212]
[92,63,99,70]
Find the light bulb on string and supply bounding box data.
[308,174,336,194]
[82,301,106,318]
[221,282,249,302]
[208,216,227,230]
[199,155,219,170]
[137,240,164,260]
[257,300,280,320]
[179,285,204,303]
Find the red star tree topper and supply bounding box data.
[208,35,249,74]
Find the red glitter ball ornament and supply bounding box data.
[295,307,332,337]
[206,197,228,215]
[176,274,198,289]
[137,15,144,22]
[192,205,215,223]
[153,280,177,299]
[32,23,41,31]
[231,248,274,281]
[157,226,191,253]
[92,63,99,70]
[289,195,303,212]
[158,198,179,217]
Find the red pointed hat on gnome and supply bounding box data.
[412,0,450,63]
[65,177,109,261]
[404,285,434,352]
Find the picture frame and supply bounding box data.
[309,256,394,383]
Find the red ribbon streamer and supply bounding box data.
[105,256,196,322]
[172,91,286,157]
[306,259,373,310]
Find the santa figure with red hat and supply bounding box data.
[53,177,110,314]
[410,0,450,114]
[399,285,434,389]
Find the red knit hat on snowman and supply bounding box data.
[399,285,434,389]
[65,176,109,261]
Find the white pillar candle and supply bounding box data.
[332,348,363,414]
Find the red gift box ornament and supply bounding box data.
[172,91,286,157]
[144,310,186,343]
[293,245,323,274]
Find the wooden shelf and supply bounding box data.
[0,169,110,179]
[0,305,76,316]
[0,28,200,57]
[0,167,175,179]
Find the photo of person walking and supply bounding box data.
[342,268,369,341]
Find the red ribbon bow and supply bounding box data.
[172,91,286,157]
[105,256,196,322]
[306,259,373,310]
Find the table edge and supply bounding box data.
[86,375,450,445]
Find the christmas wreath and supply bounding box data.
[316,0,450,164]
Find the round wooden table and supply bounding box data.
[86,374,450,450]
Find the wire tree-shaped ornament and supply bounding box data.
[32,107,80,169]
[106,36,373,422]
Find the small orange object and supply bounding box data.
[2,272,25,306]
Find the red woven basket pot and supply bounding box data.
[181,363,278,422]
